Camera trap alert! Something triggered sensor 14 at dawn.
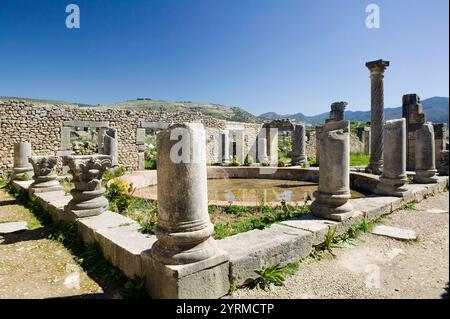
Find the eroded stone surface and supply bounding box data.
[371,225,417,241]
[0,221,28,234]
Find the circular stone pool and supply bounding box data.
[133,178,366,206]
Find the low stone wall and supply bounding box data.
[0,99,262,176]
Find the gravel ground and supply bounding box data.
[0,188,122,299]
[231,191,449,299]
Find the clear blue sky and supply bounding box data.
[0,0,448,115]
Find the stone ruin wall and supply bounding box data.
[0,99,262,176]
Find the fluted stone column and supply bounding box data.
[12,142,34,180]
[439,150,449,176]
[291,123,307,166]
[63,155,112,219]
[375,119,407,196]
[144,123,229,299]
[366,59,390,175]
[29,156,63,194]
[413,124,438,183]
[311,120,353,221]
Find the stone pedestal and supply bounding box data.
[311,120,353,221]
[366,59,389,175]
[326,101,347,122]
[29,156,63,194]
[413,124,438,184]
[291,123,307,166]
[63,155,112,219]
[375,119,407,196]
[12,142,34,180]
[145,123,229,299]
[439,150,449,176]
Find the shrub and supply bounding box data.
[229,155,240,166]
[243,155,253,166]
[103,166,126,182]
[278,158,287,167]
[106,180,135,214]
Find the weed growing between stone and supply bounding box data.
[405,202,418,210]
[5,184,148,299]
[249,261,300,291]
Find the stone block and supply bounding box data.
[217,224,313,285]
[142,249,230,299]
[280,215,338,246]
[371,225,417,241]
[0,221,28,234]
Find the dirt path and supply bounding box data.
[232,191,449,299]
[0,188,121,299]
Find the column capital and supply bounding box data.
[331,101,348,112]
[366,59,390,73]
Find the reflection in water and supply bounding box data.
[134,178,366,204]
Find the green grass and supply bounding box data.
[250,261,300,291]
[350,153,370,166]
[405,202,418,211]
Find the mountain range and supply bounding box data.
[259,97,449,125]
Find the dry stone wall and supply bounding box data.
[0,99,261,176]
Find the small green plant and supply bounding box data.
[325,226,337,253]
[229,155,240,166]
[251,264,285,290]
[103,166,126,182]
[228,281,238,295]
[0,178,7,187]
[250,261,299,291]
[243,155,253,166]
[261,160,271,167]
[106,179,136,214]
[278,158,287,167]
[405,202,417,211]
[122,276,148,299]
[59,177,74,195]
[21,173,30,181]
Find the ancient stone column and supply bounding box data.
[235,130,246,165]
[291,123,307,166]
[12,142,34,180]
[433,123,445,170]
[326,101,347,122]
[375,119,407,196]
[266,127,279,165]
[439,150,449,176]
[311,120,353,221]
[315,126,323,164]
[402,94,426,170]
[29,156,63,194]
[220,131,230,165]
[413,124,438,183]
[366,59,390,175]
[257,136,268,163]
[145,123,229,299]
[103,128,118,167]
[63,155,112,218]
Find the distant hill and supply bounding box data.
[103,99,261,123]
[259,97,449,125]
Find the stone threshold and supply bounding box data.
[10,176,449,295]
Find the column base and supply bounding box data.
[291,156,307,166]
[12,166,34,181]
[365,163,383,175]
[311,192,354,221]
[413,172,439,184]
[142,249,230,299]
[375,182,407,197]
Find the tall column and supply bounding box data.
[63,155,112,219]
[315,126,323,164]
[291,123,307,166]
[266,127,278,165]
[402,94,426,170]
[235,130,246,165]
[375,119,407,196]
[12,142,34,180]
[144,123,229,299]
[413,124,438,183]
[311,120,353,221]
[366,59,390,175]
[220,130,230,165]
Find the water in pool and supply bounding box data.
[133,178,366,204]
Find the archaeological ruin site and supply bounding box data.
[0,58,448,299]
